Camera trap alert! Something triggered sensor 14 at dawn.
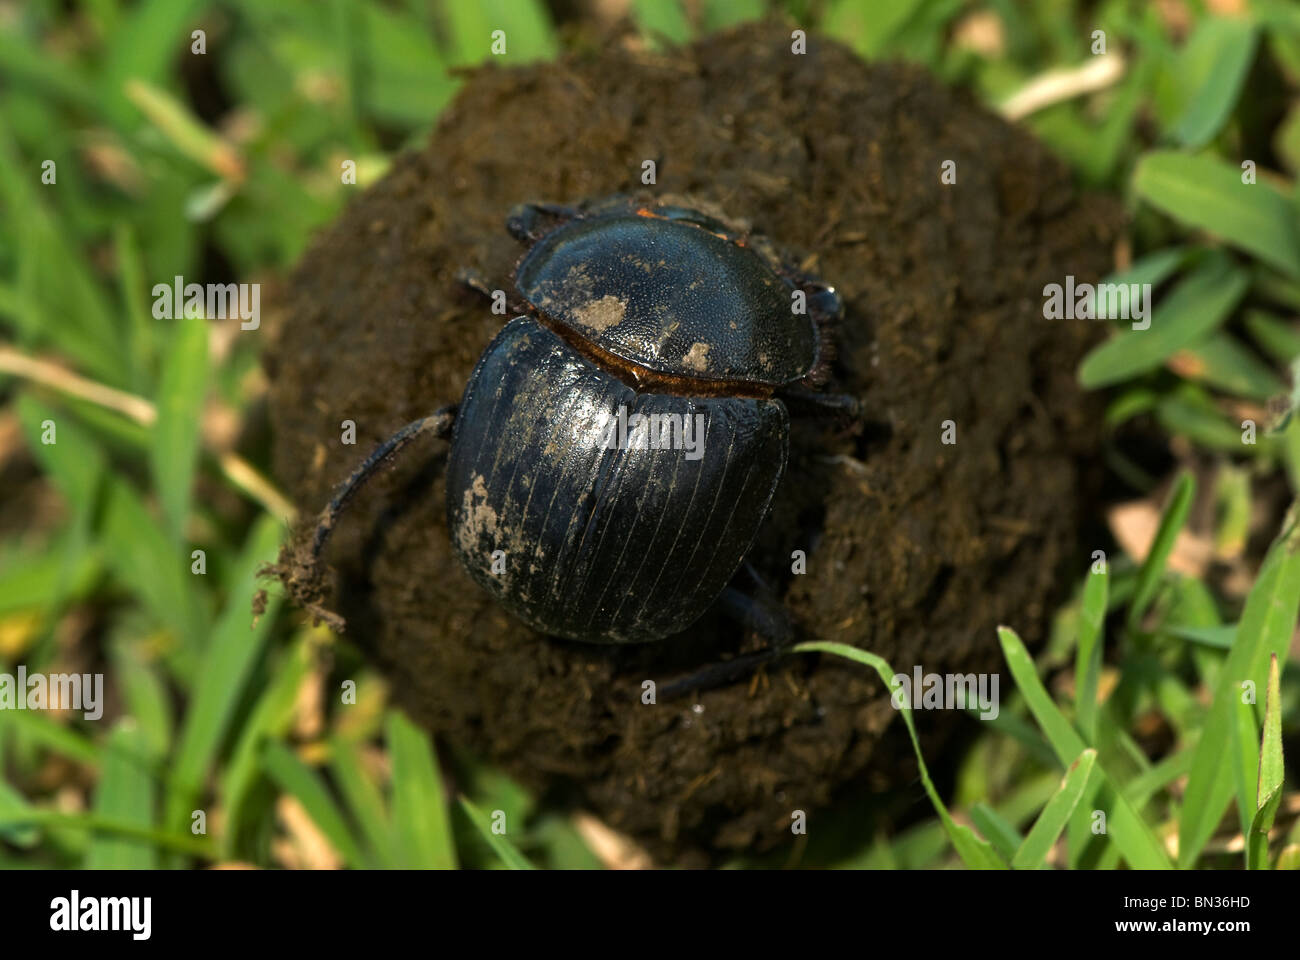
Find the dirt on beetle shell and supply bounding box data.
[263,22,1119,866]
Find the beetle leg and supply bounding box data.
[715,584,794,645]
[659,646,790,701]
[275,407,458,631]
[804,282,844,322]
[455,267,494,299]
[777,385,860,423]
[506,202,583,243]
[455,267,532,315]
[659,587,794,701]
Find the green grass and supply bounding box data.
[0,0,1298,870]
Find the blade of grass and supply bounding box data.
[793,641,1007,869]
[0,538,99,619]
[0,809,212,858]
[102,478,210,673]
[261,740,362,869]
[1247,654,1283,869]
[329,737,395,868]
[1097,247,1188,318]
[125,80,243,180]
[220,635,312,859]
[1012,749,1096,869]
[84,723,157,869]
[16,394,103,519]
[1173,332,1287,401]
[702,0,765,31]
[632,0,693,45]
[1180,507,1300,866]
[458,796,535,869]
[967,703,1058,768]
[1167,20,1258,149]
[1079,256,1249,388]
[356,3,457,126]
[1075,565,1109,742]
[1161,624,1236,648]
[102,0,203,127]
[0,121,127,385]
[825,0,927,58]
[1128,471,1195,631]
[1133,152,1300,280]
[0,782,40,848]
[108,641,173,761]
[114,223,155,394]
[969,803,1022,862]
[0,704,101,768]
[386,710,457,869]
[997,627,1172,868]
[164,516,282,833]
[1156,385,1275,455]
[150,315,208,544]
[1244,309,1300,364]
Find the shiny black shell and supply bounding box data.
[445,317,788,644]
[514,206,817,386]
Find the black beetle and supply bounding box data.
[285,195,856,679]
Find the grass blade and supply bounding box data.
[102,479,210,670]
[109,642,173,761]
[102,0,203,126]
[969,803,1023,862]
[164,516,282,833]
[1079,255,1249,388]
[1247,654,1283,869]
[1180,507,1300,866]
[1172,331,1286,401]
[220,637,313,859]
[1012,749,1096,869]
[150,316,209,544]
[631,0,693,45]
[458,796,535,869]
[1075,565,1109,742]
[1244,309,1300,364]
[386,710,457,869]
[330,738,395,869]
[1128,471,1195,631]
[1133,152,1300,279]
[84,724,157,869]
[997,627,1172,868]
[262,740,362,869]
[793,641,1007,869]
[0,781,40,848]
[16,395,104,519]
[1167,20,1258,149]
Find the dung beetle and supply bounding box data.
[285,194,856,683]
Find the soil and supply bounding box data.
[263,22,1120,865]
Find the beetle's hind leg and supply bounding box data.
[264,407,457,631]
[658,586,796,701]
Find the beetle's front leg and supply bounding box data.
[658,586,795,701]
[506,201,584,243]
[455,267,532,317]
[777,384,860,423]
[265,407,458,631]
